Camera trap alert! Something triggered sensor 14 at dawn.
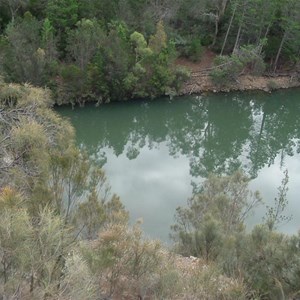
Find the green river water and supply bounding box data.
[57,89,300,242]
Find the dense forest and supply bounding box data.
[1,1,300,299]
[0,0,300,105]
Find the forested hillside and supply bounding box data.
[0,0,299,105]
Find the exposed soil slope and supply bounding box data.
[177,50,300,95]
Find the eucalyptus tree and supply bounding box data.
[0,0,29,22]
[273,0,300,71]
[202,0,229,46]
[46,0,78,33]
[66,19,104,71]
[2,13,46,84]
[221,0,279,55]
[78,0,119,24]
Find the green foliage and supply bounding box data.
[264,170,291,231]
[82,222,162,298]
[2,15,45,84]
[171,169,300,299]
[78,0,119,24]
[46,0,78,33]
[75,189,129,240]
[2,82,300,299]
[127,23,185,99]
[236,225,300,298]
[236,43,266,75]
[210,55,243,86]
[56,63,91,106]
[149,20,167,54]
[171,171,262,259]
[66,18,104,70]
[41,18,57,65]
[0,200,75,298]
[0,0,298,89]
[210,44,266,86]
[184,37,203,62]
[0,0,29,22]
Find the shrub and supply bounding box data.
[82,222,162,298]
[187,38,203,62]
[210,55,243,87]
[210,44,266,87]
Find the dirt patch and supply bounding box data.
[176,49,216,72]
[176,49,300,94]
[179,74,300,95]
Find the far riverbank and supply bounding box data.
[176,50,300,95]
[179,73,300,95]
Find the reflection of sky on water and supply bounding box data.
[100,139,300,242]
[100,142,192,242]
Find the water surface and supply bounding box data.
[57,89,300,241]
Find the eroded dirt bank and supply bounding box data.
[176,50,300,95]
[179,73,300,95]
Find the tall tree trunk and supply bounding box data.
[211,15,219,47]
[211,0,229,47]
[232,0,247,54]
[220,0,229,17]
[273,31,288,73]
[221,1,238,55]
[233,21,242,53]
[257,23,271,55]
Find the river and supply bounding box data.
[57,89,300,242]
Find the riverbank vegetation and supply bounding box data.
[1,1,300,298]
[1,82,300,299]
[0,0,299,104]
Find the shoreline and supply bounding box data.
[179,73,300,95]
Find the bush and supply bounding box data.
[82,222,162,298]
[210,55,244,87]
[171,171,261,259]
[210,44,266,87]
[187,38,203,62]
[236,226,300,299]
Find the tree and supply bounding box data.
[78,0,119,24]
[220,0,280,55]
[41,18,57,64]
[210,43,265,86]
[2,13,47,85]
[0,195,30,288]
[203,0,229,46]
[236,225,300,298]
[149,20,167,53]
[66,19,104,70]
[171,171,261,259]
[273,0,300,71]
[75,190,129,240]
[0,188,75,299]
[0,0,29,22]
[46,0,78,33]
[0,81,54,191]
